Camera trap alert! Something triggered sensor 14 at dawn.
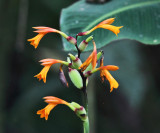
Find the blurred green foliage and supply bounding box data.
[0,0,160,133]
[61,0,160,51]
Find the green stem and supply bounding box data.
[82,78,89,133]
[83,118,89,133]
[75,34,89,133]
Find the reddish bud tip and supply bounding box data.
[83,40,88,45]
[68,63,72,68]
[73,57,79,62]
[67,36,77,45]
[77,32,86,36]
[68,68,72,72]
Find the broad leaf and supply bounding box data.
[60,0,160,51]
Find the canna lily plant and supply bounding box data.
[28,18,122,133]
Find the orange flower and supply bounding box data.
[79,40,97,71]
[28,27,60,48]
[37,96,69,120]
[77,18,123,36]
[34,59,67,83]
[90,18,123,36]
[99,57,119,92]
[28,26,77,48]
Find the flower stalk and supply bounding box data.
[83,118,89,133]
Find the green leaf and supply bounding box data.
[60,0,160,51]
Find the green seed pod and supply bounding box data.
[78,36,93,52]
[68,68,83,89]
[68,53,82,69]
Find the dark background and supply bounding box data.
[1,0,160,133]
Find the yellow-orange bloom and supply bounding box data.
[34,59,64,83]
[79,41,97,71]
[100,57,119,92]
[37,96,69,120]
[88,18,123,36]
[34,65,51,83]
[28,27,62,49]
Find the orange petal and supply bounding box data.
[91,41,97,70]
[39,59,62,66]
[34,65,51,83]
[33,26,59,33]
[28,33,46,49]
[33,26,50,29]
[37,103,57,120]
[28,27,61,48]
[97,25,123,36]
[79,52,93,71]
[43,96,69,105]
[103,70,119,92]
[97,18,115,26]
[99,65,119,71]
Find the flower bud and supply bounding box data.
[68,68,83,89]
[67,57,71,63]
[77,32,87,36]
[70,102,87,121]
[68,53,82,69]
[67,36,77,45]
[78,36,93,52]
[97,50,104,60]
[59,65,69,87]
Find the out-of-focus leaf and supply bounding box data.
[61,0,160,51]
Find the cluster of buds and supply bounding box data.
[28,18,122,121]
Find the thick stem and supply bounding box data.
[75,35,81,58]
[83,118,90,133]
[81,73,89,133]
[75,35,89,133]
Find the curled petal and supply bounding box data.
[100,57,119,92]
[43,96,69,105]
[40,59,63,66]
[86,18,123,36]
[98,65,119,71]
[102,70,119,92]
[79,52,93,71]
[28,26,66,48]
[37,96,70,120]
[97,25,123,36]
[91,41,97,70]
[33,26,50,29]
[33,26,60,33]
[28,33,46,49]
[37,103,57,120]
[34,65,51,83]
[79,41,97,71]
[97,18,115,26]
